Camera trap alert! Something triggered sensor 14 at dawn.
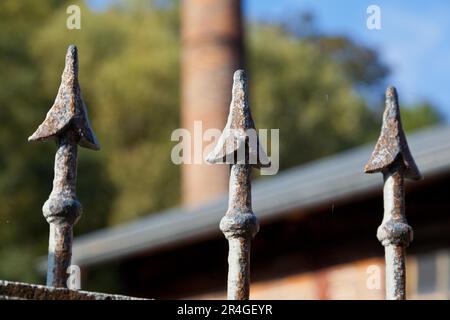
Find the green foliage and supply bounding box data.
[0,0,180,282]
[311,35,390,88]
[0,0,71,283]
[0,1,442,285]
[278,11,390,88]
[31,1,180,225]
[400,103,443,133]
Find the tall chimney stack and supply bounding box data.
[181,0,244,206]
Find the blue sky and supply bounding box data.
[244,0,450,121]
[88,0,450,121]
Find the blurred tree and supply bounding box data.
[0,1,442,286]
[0,0,72,283]
[31,0,180,225]
[247,21,439,171]
[279,11,389,88]
[247,25,380,170]
[401,102,443,133]
[312,36,389,88]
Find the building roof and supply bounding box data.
[69,125,450,267]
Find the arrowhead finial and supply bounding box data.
[364,86,421,180]
[28,45,100,150]
[206,70,270,168]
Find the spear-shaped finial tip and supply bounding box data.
[206,69,270,168]
[66,44,77,62]
[385,85,397,99]
[67,44,77,55]
[64,44,78,76]
[364,86,421,180]
[28,45,100,150]
[233,69,246,82]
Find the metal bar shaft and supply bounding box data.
[384,244,406,300]
[228,163,252,212]
[43,132,81,288]
[50,133,78,199]
[221,164,259,300]
[47,223,73,287]
[378,161,412,300]
[226,237,251,300]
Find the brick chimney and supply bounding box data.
[181,0,244,206]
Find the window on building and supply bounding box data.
[415,250,450,299]
[417,254,437,294]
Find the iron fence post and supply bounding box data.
[28,45,100,288]
[207,70,270,300]
[364,86,422,300]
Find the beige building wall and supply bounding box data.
[191,258,386,300]
[191,251,450,299]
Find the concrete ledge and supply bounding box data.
[0,280,147,300]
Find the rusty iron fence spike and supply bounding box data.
[28,45,100,151]
[206,70,270,168]
[364,86,421,300]
[364,86,421,180]
[207,69,269,300]
[28,45,100,288]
